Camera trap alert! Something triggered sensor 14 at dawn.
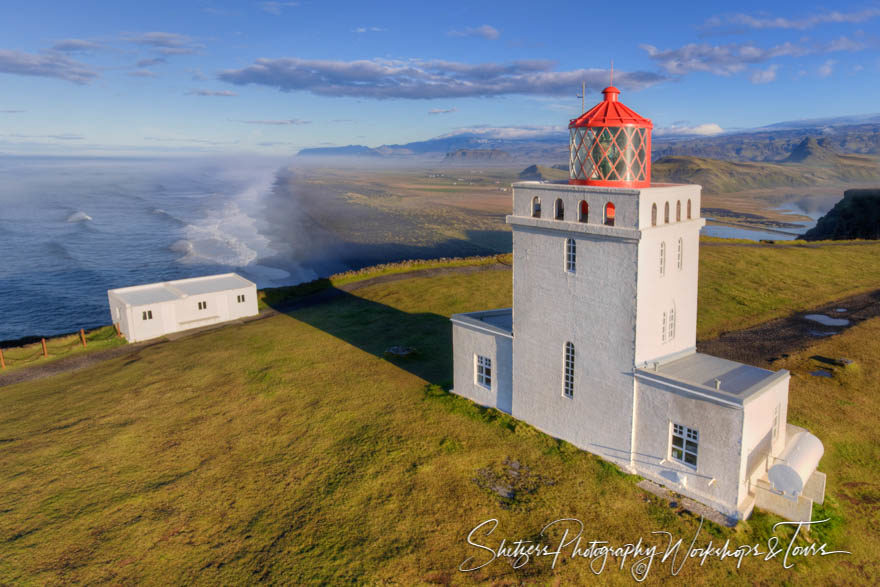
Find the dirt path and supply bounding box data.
[697,289,880,367]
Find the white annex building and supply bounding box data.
[108,273,258,342]
[451,86,826,523]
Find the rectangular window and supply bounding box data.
[198,301,207,310]
[237,294,246,303]
[661,312,667,342]
[668,307,675,340]
[142,310,153,320]
[563,342,575,398]
[660,241,666,276]
[671,423,699,468]
[475,355,492,389]
[772,405,780,441]
[676,238,683,270]
[565,238,576,273]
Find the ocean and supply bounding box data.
[0,155,312,342]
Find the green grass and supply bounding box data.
[698,240,880,338]
[1,243,879,583]
[0,326,126,373]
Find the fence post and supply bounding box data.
[80,328,87,347]
[0,348,5,369]
[41,338,48,357]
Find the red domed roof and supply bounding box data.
[569,86,652,128]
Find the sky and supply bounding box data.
[1,0,879,156]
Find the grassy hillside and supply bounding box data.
[653,151,880,194]
[2,242,879,583]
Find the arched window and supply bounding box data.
[579,200,589,223]
[604,202,615,226]
[555,198,565,220]
[563,342,575,398]
[660,241,666,276]
[676,201,681,222]
[676,238,683,270]
[668,306,676,340]
[651,203,657,227]
[687,199,692,219]
[565,238,576,273]
[532,197,542,218]
[664,202,670,223]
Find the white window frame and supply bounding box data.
[142,310,153,321]
[565,238,576,273]
[670,423,699,468]
[562,342,575,398]
[659,241,666,276]
[475,354,492,390]
[676,238,683,270]
[661,311,667,342]
[198,300,207,310]
[668,306,676,340]
[772,405,780,441]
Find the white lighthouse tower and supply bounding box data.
[450,83,827,523]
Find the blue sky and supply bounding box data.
[1,0,879,155]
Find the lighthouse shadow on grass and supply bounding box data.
[265,287,456,387]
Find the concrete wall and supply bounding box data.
[452,323,513,413]
[510,217,638,467]
[634,185,703,365]
[512,182,640,229]
[739,376,790,504]
[633,377,745,518]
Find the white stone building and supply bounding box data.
[451,87,825,523]
[107,273,258,342]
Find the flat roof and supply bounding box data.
[108,273,255,307]
[636,352,787,406]
[451,308,513,338]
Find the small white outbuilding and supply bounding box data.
[107,273,258,342]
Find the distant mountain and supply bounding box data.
[803,189,880,240]
[518,164,569,181]
[653,139,880,193]
[296,115,880,169]
[783,137,838,164]
[298,145,382,157]
[652,122,880,161]
[444,149,511,162]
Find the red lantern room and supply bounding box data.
[569,86,652,188]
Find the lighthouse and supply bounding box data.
[450,84,826,524]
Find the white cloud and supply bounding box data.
[0,49,98,84]
[353,27,387,33]
[750,64,778,84]
[129,70,158,78]
[448,25,500,40]
[438,125,564,139]
[51,39,103,52]
[641,42,807,76]
[0,109,24,113]
[654,123,724,136]
[187,89,237,96]
[428,107,457,114]
[818,59,836,77]
[705,8,880,30]
[218,58,665,99]
[236,119,311,125]
[121,32,203,55]
[259,1,299,15]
